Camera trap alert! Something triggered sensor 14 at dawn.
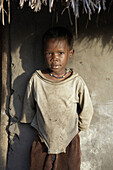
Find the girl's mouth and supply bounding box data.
[51,64,61,69]
[52,66,59,69]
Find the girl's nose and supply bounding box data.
[52,53,58,60]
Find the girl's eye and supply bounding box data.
[46,52,52,56]
[48,52,52,55]
[58,52,64,55]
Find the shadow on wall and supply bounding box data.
[7,33,45,170]
[13,33,45,121]
[77,5,113,51]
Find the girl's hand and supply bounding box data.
[39,136,44,143]
[35,130,44,142]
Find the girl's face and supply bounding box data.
[44,38,74,76]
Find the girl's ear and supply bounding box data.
[69,49,74,59]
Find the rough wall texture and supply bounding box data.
[72,37,113,170]
[0,25,10,170]
[5,2,113,170]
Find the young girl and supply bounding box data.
[20,27,93,170]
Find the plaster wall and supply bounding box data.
[6,3,113,170]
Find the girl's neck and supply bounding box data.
[41,68,72,81]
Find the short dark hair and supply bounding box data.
[43,27,73,50]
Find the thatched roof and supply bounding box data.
[0,0,113,34]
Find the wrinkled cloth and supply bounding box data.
[21,69,93,153]
[30,133,81,170]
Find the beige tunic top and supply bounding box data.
[21,69,93,154]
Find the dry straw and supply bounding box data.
[0,0,112,34]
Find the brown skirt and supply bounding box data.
[30,133,81,170]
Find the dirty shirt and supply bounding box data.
[20,69,93,154]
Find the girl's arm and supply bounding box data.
[78,78,93,132]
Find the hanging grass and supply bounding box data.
[0,0,113,34]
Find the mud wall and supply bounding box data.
[2,2,113,170]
